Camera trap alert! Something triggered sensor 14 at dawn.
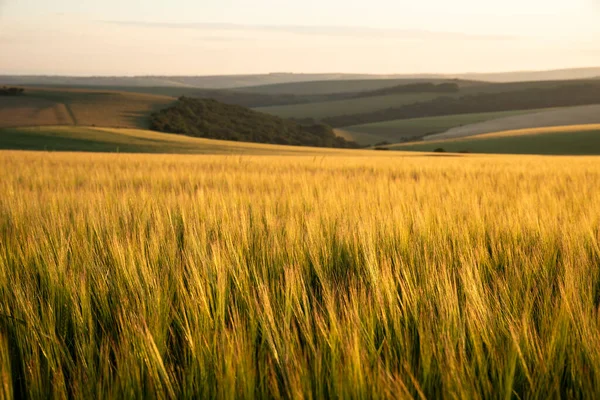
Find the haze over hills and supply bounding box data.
[2,67,600,90]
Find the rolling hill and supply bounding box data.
[237,79,476,95]
[0,87,175,129]
[424,105,600,141]
[254,92,446,120]
[387,124,600,155]
[3,67,600,90]
[339,109,543,145]
[322,82,600,128]
[252,80,600,126]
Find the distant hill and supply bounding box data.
[452,67,600,83]
[1,67,599,90]
[150,97,359,148]
[322,82,600,127]
[352,82,459,99]
[236,78,469,95]
[0,73,400,90]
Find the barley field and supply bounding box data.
[2,151,600,398]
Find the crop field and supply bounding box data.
[390,124,600,155]
[426,105,600,141]
[341,110,542,145]
[238,78,477,95]
[254,93,443,119]
[0,88,175,129]
[2,151,600,398]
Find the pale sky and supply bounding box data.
[0,0,599,75]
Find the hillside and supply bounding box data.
[387,124,600,155]
[0,127,369,155]
[253,80,593,122]
[322,82,600,127]
[340,109,542,145]
[150,97,359,148]
[238,79,475,95]
[0,73,412,90]
[0,87,175,129]
[3,67,600,90]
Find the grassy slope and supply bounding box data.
[0,127,377,155]
[3,152,600,398]
[237,78,475,95]
[253,80,587,121]
[425,104,600,141]
[388,124,600,155]
[340,110,541,145]
[0,88,175,129]
[254,93,445,119]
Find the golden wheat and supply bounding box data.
[1,151,600,398]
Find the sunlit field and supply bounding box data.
[2,151,600,398]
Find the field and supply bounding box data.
[0,88,175,129]
[237,78,472,95]
[340,109,542,145]
[255,93,445,119]
[3,80,599,150]
[2,151,600,398]
[0,126,367,155]
[389,124,600,155]
[425,105,600,141]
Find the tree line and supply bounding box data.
[0,87,25,96]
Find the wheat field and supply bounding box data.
[2,151,600,398]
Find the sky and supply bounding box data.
[0,0,599,75]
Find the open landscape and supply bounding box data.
[3,0,600,398]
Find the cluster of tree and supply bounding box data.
[352,82,459,99]
[0,87,25,96]
[150,97,360,148]
[322,83,600,127]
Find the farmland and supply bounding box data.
[426,105,600,141]
[254,92,444,119]
[388,124,600,155]
[340,109,541,145]
[3,151,600,398]
[0,88,175,129]
[2,78,600,148]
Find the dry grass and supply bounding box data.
[474,123,600,138]
[2,151,600,398]
[0,88,175,129]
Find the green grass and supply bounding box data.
[0,126,373,155]
[253,80,582,122]
[255,93,444,119]
[238,78,478,95]
[388,125,600,155]
[342,110,542,145]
